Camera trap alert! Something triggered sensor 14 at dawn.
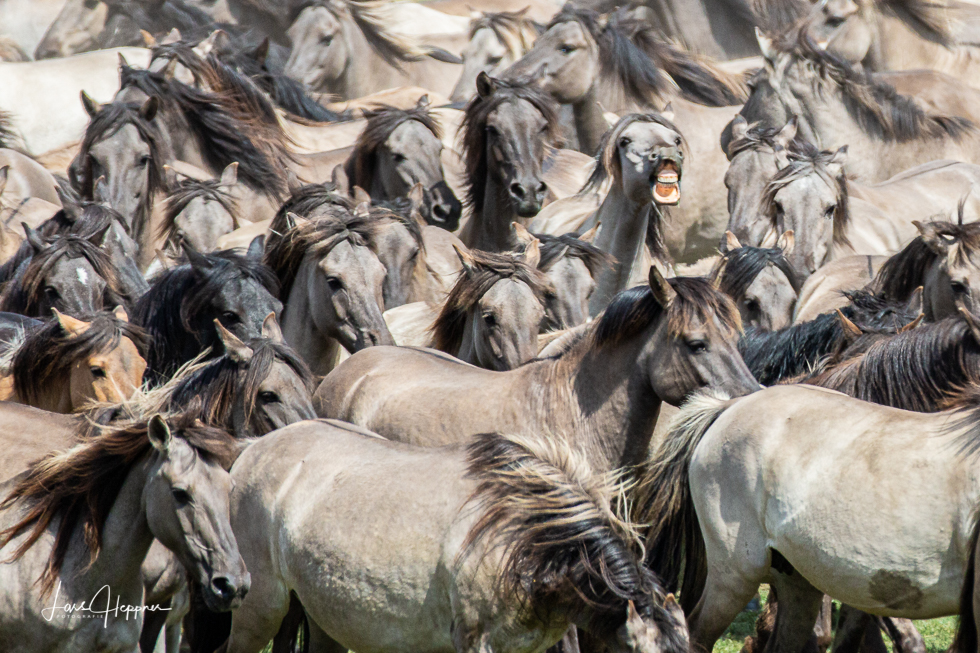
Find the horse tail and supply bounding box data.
[636,391,739,615]
[952,515,980,653]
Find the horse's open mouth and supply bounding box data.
[653,160,680,205]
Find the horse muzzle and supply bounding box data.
[651,153,683,206]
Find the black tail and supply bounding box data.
[952,516,980,653]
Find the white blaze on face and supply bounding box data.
[77,267,89,285]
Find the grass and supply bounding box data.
[713,586,958,653]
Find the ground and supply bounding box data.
[713,587,957,653]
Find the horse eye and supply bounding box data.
[44,286,59,298]
[483,312,497,327]
[326,277,343,291]
[259,391,280,403]
[171,488,192,506]
[619,137,631,148]
[392,153,407,163]
[686,340,708,354]
[744,299,760,313]
[138,155,151,167]
[558,45,575,55]
[221,311,240,324]
[952,280,969,295]
[321,34,334,45]
[90,366,107,378]
[486,125,500,137]
[824,206,835,218]
[674,137,682,146]
[487,55,503,65]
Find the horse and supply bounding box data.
[536,227,611,329]
[222,423,690,653]
[712,231,801,332]
[263,205,394,376]
[872,218,980,322]
[449,8,541,102]
[759,143,980,278]
[502,6,744,261]
[314,269,761,474]
[742,28,980,184]
[160,163,240,255]
[0,308,147,414]
[0,227,130,317]
[133,241,281,383]
[344,98,462,230]
[283,0,462,101]
[639,382,980,653]
[0,410,248,653]
[430,244,552,370]
[457,73,561,252]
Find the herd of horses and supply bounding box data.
[4,0,980,652]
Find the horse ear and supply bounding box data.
[730,115,748,143]
[523,236,542,269]
[23,224,45,253]
[330,165,349,197]
[261,312,284,342]
[826,145,848,178]
[407,182,425,215]
[899,312,924,334]
[906,286,924,317]
[254,37,270,65]
[287,169,305,195]
[416,94,430,109]
[756,27,777,61]
[247,235,265,261]
[648,265,676,308]
[93,176,110,205]
[913,220,950,254]
[776,230,795,256]
[836,309,862,342]
[140,29,157,48]
[511,221,535,247]
[354,200,371,217]
[959,304,980,344]
[660,102,674,123]
[140,96,159,122]
[87,220,112,247]
[184,241,213,274]
[285,212,311,231]
[578,222,599,243]
[352,186,371,206]
[113,305,129,323]
[161,28,182,45]
[53,308,91,337]
[219,162,239,188]
[147,415,173,453]
[775,116,798,150]
[214,318,254,362]
[117,52,129,70]
[723,230,742,253]
[476,71,496,98]
[162,56,178,81]
[454,243,477,276]
[711,257,728,290]
[664,594,686,631]
[81,91,101,118]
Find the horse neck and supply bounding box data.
[17,377,75,414]
[472,176,521,252]
[58,457,155,609]
[572,85,611,156]
[589,186,651,317]
[340,24,407,100]
[280,256,343,376]
[538,326,663,472]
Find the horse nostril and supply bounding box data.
[211,576,236,600]
[536,182,548,195]
[510,183,526,199]
[432,203,449,219]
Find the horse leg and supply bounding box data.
[138,598,170,653]
[813,596,833,653]
[833,606,885,653]
[164,622,181,653]
[879,617,925,653]
[763,562,825,653]
[740,589,778,653]
[224,574,292,653]
[689,572,764,653]
[306,617,347,653]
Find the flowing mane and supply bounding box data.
[0,234,128,314]
[873,219,980,303]
[714,244,803,299]
[0,410,237,595]
[0,110,20,150]
[8,311,148,408]
[802,315,980,411]
[771,27,973,141]
[265,182,352,253]
[878,0,958,47]
[118,64,289,196]
[463,432,684,648]
[105,0,217,42]
[536,232,614,278]
[459,78,560,217]
[726,121,807,159]
[761,141,851,247]
[160,176,238,248]
[344,104,442,193]
[430,250,553,355]
[469,9,541,59]
[548,5,747,108]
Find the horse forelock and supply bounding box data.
[718,245,803,299]
[161,177,238,246]
[0,409,236,597]
[537,232,614,277]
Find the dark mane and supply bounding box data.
[803,315,980,411]
[160,176,238,248]
[738,289,917,385]
[549,5,746,107]
[469,9,541,58]
[430,250,552,355]
[344,104,442,193]
[459,78,560,218]
[265,182,351,252]
[165,337,314,437]
[715,245,803,299]
[0,110,19,149]
[0,410,237,596]
[772,27,973,141]
[76,101,169,248]
[536,232,614,278]
[761,142,851,247]
[591,276,741,349]
[133,249,279,380]
[264,205,381,301]
[726,121,807,159]
[873,220,980,303]
[463,432,684,649]
[10,311,148,407]
[106,0,217,42]
[0,234,128,315]
[119,64,287,196]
